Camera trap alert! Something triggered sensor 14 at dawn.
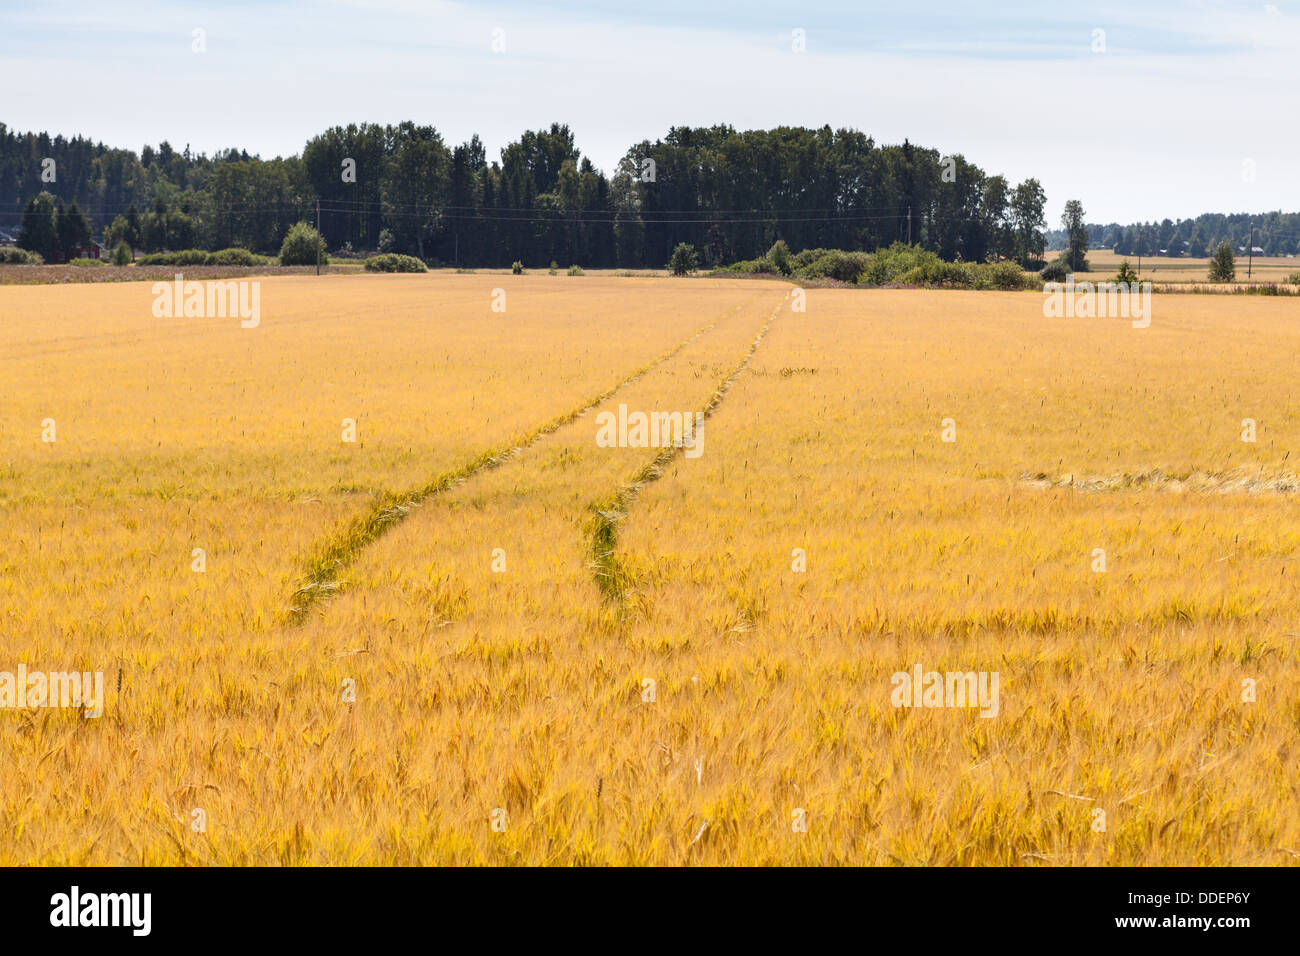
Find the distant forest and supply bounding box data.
[0,121,1052,268]
[1045,213,1300,258]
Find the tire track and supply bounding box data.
[587,289,790,605]
[286,291,769,623]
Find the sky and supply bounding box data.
[1,0,1296,224]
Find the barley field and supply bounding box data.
[2,273,1297,865]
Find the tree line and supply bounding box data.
[1046,211,1300,259]
[2,121,1049,267]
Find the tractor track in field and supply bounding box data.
[286,290,775,623]
[587,290,789,606]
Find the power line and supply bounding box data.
[13,203,993,228]
[316,198,918,214]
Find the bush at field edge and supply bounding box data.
[363,253,428,273]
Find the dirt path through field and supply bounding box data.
[288,288,779,621]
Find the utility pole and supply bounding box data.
[1248,219,1254,279]
[316,198,321,276]
[907,206,912,245]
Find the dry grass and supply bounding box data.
[2,276,1297,864]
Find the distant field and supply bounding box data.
[1083,248,1299,285]
[0,261,662,284]
[2,274,1297,864]
[0,263,335,285]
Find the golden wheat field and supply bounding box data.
[1,272,1298,865]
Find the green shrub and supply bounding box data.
[1114,260,1140,284]
[0,246,42,264]
[173,248,212,266]
[790,247,825,270]
[717,257,775,275]
[823,250,871,283]
[548,260,559,275]
[137,249,213,266]
[668,243,698,276]
[981,260,1034,290]
[363,253,428,273]
[568,265,584,276]
[886,258,1033,290]
[512,260,524,274]
[280,222,327,266]
[796,249,870,283]
[899,258,965,287]
[859,243,946,285]
[767,239,792,275]
[1040,259,1070,282]
[69,257,106,267]
[111,242,131,266]
[1287,271,1300,284]
[721,243,1032,289]
[1208,242,1236,282]
[822,249,873,283]
[209,247,266,266]
[135,247,268,267]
